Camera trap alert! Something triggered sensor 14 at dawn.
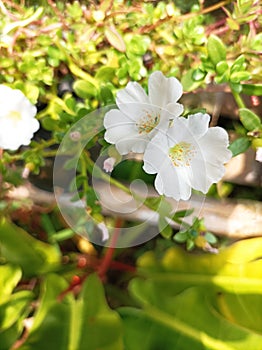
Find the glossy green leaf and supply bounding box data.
[228,137,251,156]
[239,108,262,131]
[73,79,97,99]
[207,35,226,66]
[0,218,61,277]
[19,274,123,350]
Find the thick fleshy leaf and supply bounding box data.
[207,35,226,66]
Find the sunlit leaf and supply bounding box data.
[0,218,61,277]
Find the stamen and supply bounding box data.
[168,142,196,167]
[136,110,160,135]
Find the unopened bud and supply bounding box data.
[103,157,116,173]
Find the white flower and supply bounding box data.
[104,71,183,155]
[0,85,39,151]
[103,157,116,173]
[143,113,232,201]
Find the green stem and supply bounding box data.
[231,90,246,109]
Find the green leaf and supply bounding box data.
[241,84,262,96]
[207,35,226,66]
[105,26,126,53]
[192,68,206,81]
[120,238,262,349]
[95,67,116,82]
[158,217,173,239]
[0,264,22,298]
[230,55,245,73]
[127,35,151,55]
[181,69,202,92]
[120,288,262,350]
[228,137,251,156]
[20,274,124,350]
[230,71,250,83]
[100,85,115,105]
[0,218,61,277]
[215,61,228,75]
[174,230,188,243]
[239,108,261,131]
[172,208,194,220]
[73,79,97,99]
[0,265,32,350]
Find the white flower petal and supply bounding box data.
[143,132,169,174]
[116,137,148,155]
[148,71,183,107]
[198,127,232,165]
[186,113,211,138]
[155,165,191,201]
[116,81,148,106]
[165,103,184,118]
[104,110,136,146]
[104,72,186,156]
[143,113,231,200]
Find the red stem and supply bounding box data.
[98,217,123,280]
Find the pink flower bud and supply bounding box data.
[103,157,116,173]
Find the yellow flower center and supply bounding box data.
[168,142,195,167]
[137,111,160,135]
[8,110,22,121]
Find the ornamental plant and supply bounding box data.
[0,1,262,349]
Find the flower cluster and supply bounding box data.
[104,71,232,201]
[0,85,39,151]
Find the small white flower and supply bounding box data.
[103,157,116,173]
[104,71,183,155]
[0,85,39,151]
[255,147,262,162]
[143,113,232,201]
